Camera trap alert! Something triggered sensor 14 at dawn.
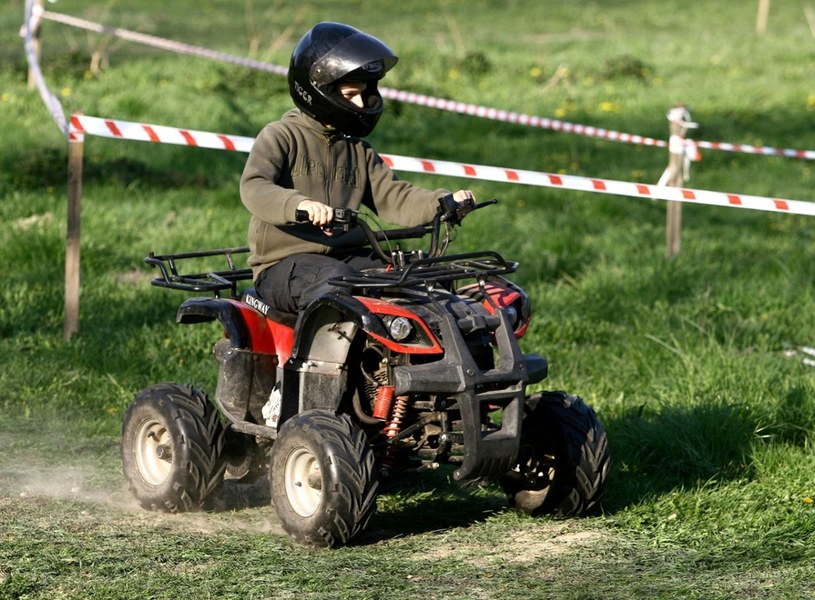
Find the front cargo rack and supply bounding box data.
[329,251,518,290]
[145,247,517,297]
[145,247,252,296]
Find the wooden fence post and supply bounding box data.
[757,0,771,34]
[65,124,84,339]
[658,105,698,259]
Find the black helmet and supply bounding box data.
[287,22,398,137]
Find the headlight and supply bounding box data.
[387,316,413,341]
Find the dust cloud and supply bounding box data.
[0,428,284,536]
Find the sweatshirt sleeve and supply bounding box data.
[364,144,450,227]
[240,122,309,225]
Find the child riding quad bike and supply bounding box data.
[121,194,611,547]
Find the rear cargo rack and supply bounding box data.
[145,247,252,296]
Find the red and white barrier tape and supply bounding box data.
[696,140,815,161]
[39,9,815,161]
[40,10,662,149]
[22,0,67,134]
[69,114,255,152]
[40,9,288,77]
[69,113,815,218]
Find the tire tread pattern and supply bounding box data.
[122,383,226,512]
[271,410,378,548]
[503,391,611,516]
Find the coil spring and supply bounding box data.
[372,385,394,420]
[384,395,409,439]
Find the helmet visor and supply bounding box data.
[310,32,398,86]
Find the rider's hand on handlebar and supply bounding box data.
[296,199,335,236]
[453,189,476,207]
[440,189,477,223]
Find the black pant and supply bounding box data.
[255,249,384,314]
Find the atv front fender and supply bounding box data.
[280,292,436,425]
[279,294,366,424]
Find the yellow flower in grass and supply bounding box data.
[807,95,815,111]
[599,101,620,113]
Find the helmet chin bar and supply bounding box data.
[362,83,382,110]
[331,105,382,137]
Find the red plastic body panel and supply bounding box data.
[355,296,444,355]
[457,282,530,338]
[225,299,295,363]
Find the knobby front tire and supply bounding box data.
[269,409,378,548]
[502,391,610,516]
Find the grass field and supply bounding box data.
[2,0,815,598]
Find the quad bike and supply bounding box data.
[121,195,610,547]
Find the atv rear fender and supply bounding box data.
[175,296,295,433]
[176,296,295,361]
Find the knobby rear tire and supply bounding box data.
[121,383,226,512]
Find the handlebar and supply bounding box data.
[437,195,497,223]
[294,194,497,266]
[143,194,500,295]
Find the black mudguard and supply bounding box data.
[176,297,252,348]
[278,293,379,426]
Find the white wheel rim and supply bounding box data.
[284,447,323,517]
[134,418,172,486]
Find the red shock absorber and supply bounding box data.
[384,395,409,438]
[372,385,394,420]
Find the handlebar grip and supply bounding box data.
[473,199,498,210]
[295,207,355,224]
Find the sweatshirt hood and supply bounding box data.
[283,108,340,137]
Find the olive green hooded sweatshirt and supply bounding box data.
[240,109,449,279]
